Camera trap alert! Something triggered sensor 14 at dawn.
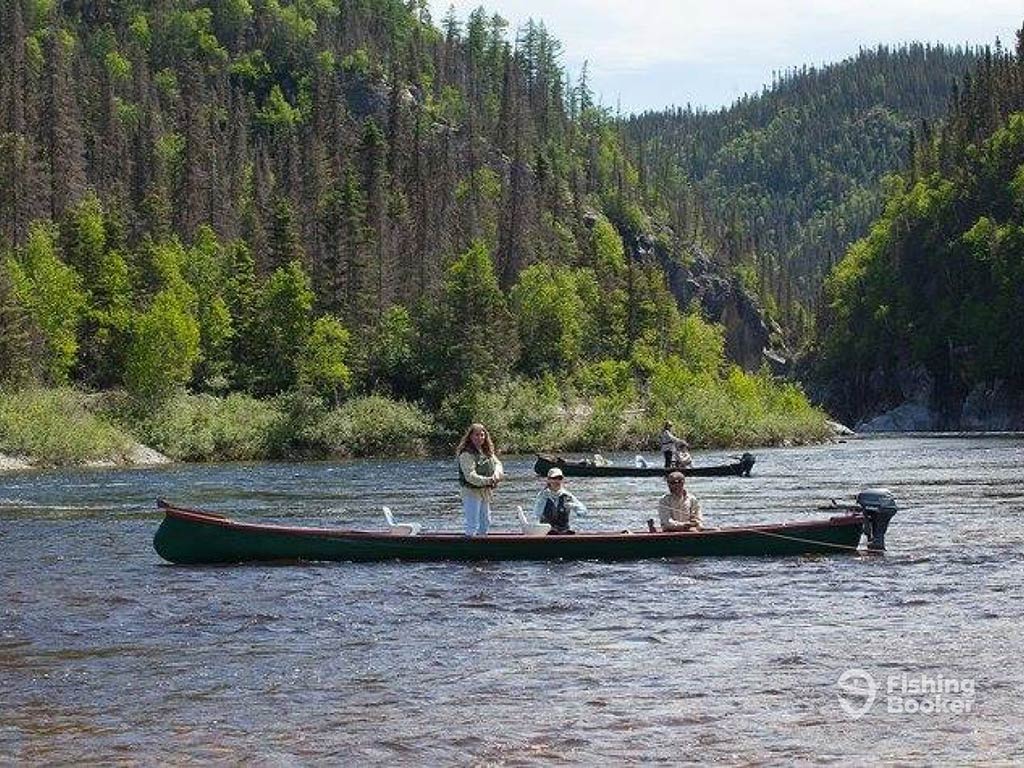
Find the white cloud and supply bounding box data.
[430,1,1023,109]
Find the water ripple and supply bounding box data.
[2,436,1023,763]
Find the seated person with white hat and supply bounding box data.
[532,467,589,535]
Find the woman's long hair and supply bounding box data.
[456,422,495,457]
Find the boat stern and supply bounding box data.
[856,488,898,551]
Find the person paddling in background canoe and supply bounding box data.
[532,467,589,535]
[456,422,504,536]
[657,471,703,531]
[659,421,691,468]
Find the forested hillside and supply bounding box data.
[0,0,706,391]
[815,35,1024,427]
[0,0,829,461]
[625,44,978,346]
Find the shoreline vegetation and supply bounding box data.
[0,384,833,470]
[0,4,870,474]
[3,4,1022,469]
[3,199,837,474]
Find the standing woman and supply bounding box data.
[659,421,689,468]
[456,423,504,536]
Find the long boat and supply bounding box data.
[152,493,896,564]
[534,452,756,478]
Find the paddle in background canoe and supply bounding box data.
[533,452,756,478]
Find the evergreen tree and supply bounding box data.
[183,226,235,390]
[418,240,517,404]
[267,195,304,272]
[223,239,260,390]
[41,24,87,219]
[509,262,584,376]
[249,259,314,395]
[0,0,994,422]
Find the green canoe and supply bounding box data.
[152,496,895,565]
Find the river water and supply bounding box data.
[1,435,1022,765]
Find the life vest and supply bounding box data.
[541,493,570,531]
[458,452,497,487]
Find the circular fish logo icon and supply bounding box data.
[836,668,876,719]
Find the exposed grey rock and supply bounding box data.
[83,443,171,467]
[3,443,169,471]
[826,419,856,437]
[763,348,790,376]
[896,363,935,405]
[657,245,776,371]
[343,75,391,118]
[0,454,33,471]
[960,380,1024,431]
[125,443,172,466]
[856,403,939,432]
[718,288,772,370]
[400,85,419,107]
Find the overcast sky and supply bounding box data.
[429,1,1023,114]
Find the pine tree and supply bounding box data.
[224,239,259,390]
[267,195,304,272]
[249,259,314,395]
[361,120,391,321]
[0,0,40,248]
[417,240,517,403]
[41,23,87,220]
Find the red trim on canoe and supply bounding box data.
[157,499,864,542]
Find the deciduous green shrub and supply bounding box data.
[0,387,131,464]
[313,395,434,457]
[136,391,282,461]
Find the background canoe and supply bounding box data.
[534,453,756,478]
[153,499,865,564]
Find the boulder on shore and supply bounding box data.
[826,419,856,437]
[1,442,171,471]
[126,443,172,465]
[0,454,33,471]
[960,381,1024,431]
[855,403,939,432]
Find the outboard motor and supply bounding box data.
[740,452,756,477]
[856,488,898,551]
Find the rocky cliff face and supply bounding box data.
[641,237,785,372]
[856,379,1024,432]
[806,348,1024,432]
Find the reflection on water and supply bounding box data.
[2,436,1023,763]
